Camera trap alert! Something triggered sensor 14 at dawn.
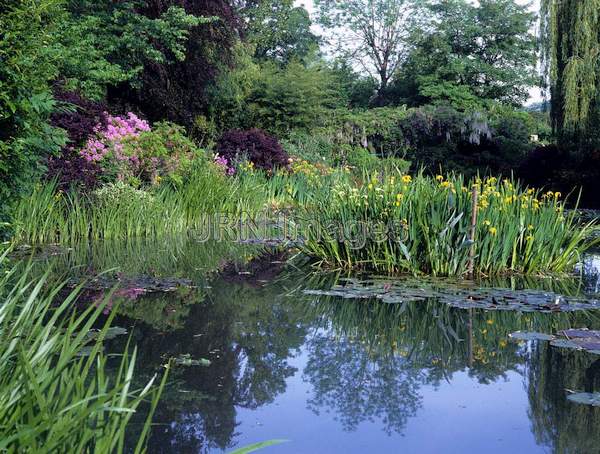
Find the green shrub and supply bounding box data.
[318,107,409,155]
[80,116,201,188]
[281,131,337,165]
[0,1,67,217]
[244,61,343,135]
[340,146,380,169]
[93,182,157,210]
[332,145,410,175]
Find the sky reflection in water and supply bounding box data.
[39,241,600,453]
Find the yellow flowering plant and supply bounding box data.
[301,170,598,276]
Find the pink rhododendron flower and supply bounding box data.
[80,112,151,164]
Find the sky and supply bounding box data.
[294,0,543,104]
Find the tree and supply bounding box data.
[108,0,242,128]
[56,0,205,101]
[237,0,319,64]
[540,0,600,148]
[329,58,378,108]
[0,0,67,218]
[314,0,417,105]
[395,0,536,109]
[244,61,343,134]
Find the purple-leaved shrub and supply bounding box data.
[216,128,289,173]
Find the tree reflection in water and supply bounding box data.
[528,343,600,453]
[46,244,600,453]
[113,277,309,453]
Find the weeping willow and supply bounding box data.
[540,0,600,146]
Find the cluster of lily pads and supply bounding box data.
[510,328,600,355]
[304,277,600,313]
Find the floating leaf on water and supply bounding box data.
[228,439,289,454]
[573,340,600,352]
[76,345,102,357]
[567,392,600,407]
[303,276,600,313]
[550,339,584,350]
[82,326,128,342]
[70,275,195,293]
[174,354,211,367]
[104,326,128,340]
[560,329,600,339]
[509,331,555,341]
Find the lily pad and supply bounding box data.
[560,329,600,340]
[567,392,600,407]
[82,326,128,342]
[174,354,211,367]
[303,276,600,313]
[550,339,584,350]
[76,345,103,357]
[104,326,128,340]
[509,331,556,341]
[71,275,195,293]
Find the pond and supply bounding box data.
[35,239,600,453]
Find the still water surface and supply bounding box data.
[39,240,600,453]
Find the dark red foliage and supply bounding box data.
[46,86,106,190]
[216,128,290,172]
[46,149,101,192]
[51,88,107,146]
[48,88,106,190]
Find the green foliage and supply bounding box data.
[12,161,266,244]
[93,182,158,210]
[342,147,410,175]
[281,131,337,165]
[0,0,204,219]
[0,0,67,216]
[300,172,596,276]
[540,0,600,147]
[238,0,318,63]
[125,121,201,187]
[244,61,343,134]
[416,78,484,111]
[319,107,409,154]
[314,0,415,101]
[329,59,378,108]
[395,0,537,108]
[57,1,209,100]
[0,253,166,452]
[206,44,261,131]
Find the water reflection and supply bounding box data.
[35,242,600,453]
[528,344,600,453]
[109,269,309,453]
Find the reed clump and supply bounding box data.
[0,252,166,452]
[299,172,597,276]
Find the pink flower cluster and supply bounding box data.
[214,154,236,176]
[81,113,150,163]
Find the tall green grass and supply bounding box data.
[12,165,269,244]
[299,172,598,276]
[11,163,349,245]
[11,164,598,278]
[0,251,166,452]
